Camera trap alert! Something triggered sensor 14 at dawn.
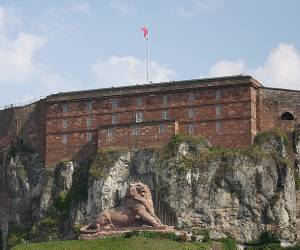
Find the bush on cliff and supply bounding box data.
[8,142,35,158]
[89,150,125,178]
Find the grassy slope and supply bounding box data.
[12,237,215,250]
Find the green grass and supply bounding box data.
[12,237,214,250]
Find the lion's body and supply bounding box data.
[80,182,163,233]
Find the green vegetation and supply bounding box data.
[12,236,215,250]
[222,238,238,250]
[157,129,293,173]
[8,142,35,158]
[244,231,296,250]
[53,191,70,217]
[28,214,59,242]
[191,229,210,242]
[89,149,125,178]
[253,128,289,147]
[160,133,210,158]
[295,176,300,190]
[7,225,32,249]
[124,230,179,241]
[54,160,90,219]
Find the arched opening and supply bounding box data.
[281,112,294,121]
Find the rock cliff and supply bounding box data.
[1,130,300,247]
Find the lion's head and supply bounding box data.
[126,181,151,200]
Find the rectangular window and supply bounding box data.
[188,108,194,119]
[87,101,93,112]
[216,90,221,100]
[162,110,168,120]
[63,103,68,113]
[135,112,143,123]
[62,134,67,144]
[163,95,168,105]
[112,113,118,124]
[111,99,118,109]
[136,97,143,107]
[188,124,194,134]
[159,123,165,134]
[87,132,92,142]
[107,129,113,142]
[63,119,68,129]
[188,93,194,103]
[132,125,139,136]
[87,115,92,127]
[216,104,221,119]
[216,120,221,133]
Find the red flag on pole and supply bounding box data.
[141,26,148,39]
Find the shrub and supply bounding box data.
[296,177,300,190]
[162,134,209,159]
[7,225,31,248]
[254,128,289,147]
[124,231,179,241]
[8,142,35,158]
[54,191,71,218]
[89,150,124,178]
[192,229,210,242]
[222,238,238,250]
[124,230,141,238]
[258,232,280,245]
[245,232,281,249]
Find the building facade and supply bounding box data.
[0,75,299,167]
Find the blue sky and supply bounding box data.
[0,0,300,106]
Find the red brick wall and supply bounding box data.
[45,82,255,167]
[98,121,178,150]
[0,100,46,161]
[258,88,300,132]
[45,131,97,167]
[6,76,300,169]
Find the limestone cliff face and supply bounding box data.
[82,137,296,243]
[1,131,299,244]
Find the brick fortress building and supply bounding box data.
[0,75,299,167]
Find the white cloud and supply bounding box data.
[173,0,223,18]
[92,56,176,87]
[0,6,78,106]
[209,60,247,77]
[109,0,137,14]
[207,43,300,90]
[70,2,91,14]
[254,44,300,89]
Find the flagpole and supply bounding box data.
[146,27,149,84]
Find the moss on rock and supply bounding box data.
[89,150,126,178]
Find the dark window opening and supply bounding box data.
[281,112,294,121]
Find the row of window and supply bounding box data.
[61,132,93,144]
[61,105,222,129]
[105,121,222,141]
[106,123,166,141]
[60,120,223,145]
[61,90,223,113]
[62,101,93,113]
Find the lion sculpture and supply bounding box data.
[80,181,164,233]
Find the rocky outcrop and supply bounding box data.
[1,130,299,245]
[82,143,296,242]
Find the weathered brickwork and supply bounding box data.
[44,76,259,167]
[257,88,300,132]
[0,101,46,161]
[98,121,179,150]
[1,75,300,168]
